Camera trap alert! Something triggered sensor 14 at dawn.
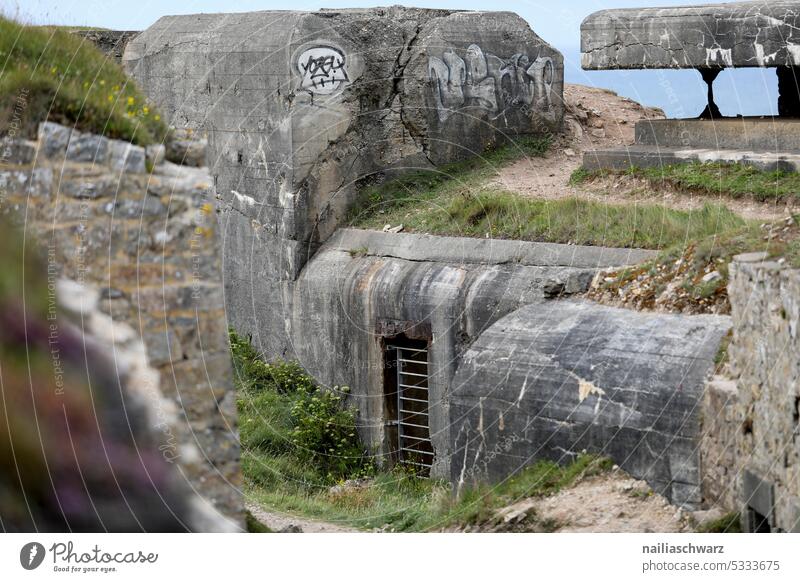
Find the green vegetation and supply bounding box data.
[232,331,370,483]
[696,512,742,533]
[0,16,167,145]
[234,330,612,532]
[350,140,765,252]
[572,162,800,203]
[244,510,273,533]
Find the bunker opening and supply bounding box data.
[383,335,433,476]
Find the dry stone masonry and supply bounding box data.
[725,255,800,532]
[0,122,242,530]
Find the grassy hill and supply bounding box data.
[0,16,166,145]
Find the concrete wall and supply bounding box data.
[292,228,655,478]
[0,123,242,530]
[450,301,731,509]
[581,1,800,70]
[727,254,800,532]
[123,8,564,360]
[636,119,800,153]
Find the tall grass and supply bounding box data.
[0,16,167,145]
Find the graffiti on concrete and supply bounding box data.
[297,45,350,95]
[429,44,554,121]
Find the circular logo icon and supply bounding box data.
[19,542,45,570]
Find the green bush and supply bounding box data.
[230,330,314,394]
[290,384,370,481]
[232,330,371,483]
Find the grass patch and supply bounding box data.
[696,512,741,533]
[0,16,167,145]
[350,140,765,252]
[572,162,800,203]
[234,330,612,532]
[245,510,273,533]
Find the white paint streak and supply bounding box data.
[231,189,256,207]
[788,43,800,65]
[754,42,778,66]
[705,47,733,67]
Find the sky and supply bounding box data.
[1,0,780,118]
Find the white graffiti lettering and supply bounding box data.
[429,44,554,121]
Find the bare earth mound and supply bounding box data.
[497,84,795,222]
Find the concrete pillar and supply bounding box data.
[778,66,800,118]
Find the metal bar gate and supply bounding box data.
[389,344,433,474]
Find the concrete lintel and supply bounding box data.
[325,228,657,269]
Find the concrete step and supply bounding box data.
[635,119,800,153]
[583,145,800,173]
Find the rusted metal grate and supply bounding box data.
[388,344,433,475]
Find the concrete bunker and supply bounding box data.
[122,7,739,511]
[124,7,565,363]
[581,1,800,172]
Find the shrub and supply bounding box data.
[290,384,370,481]
[230,330,314,394]
[232,329,371,482]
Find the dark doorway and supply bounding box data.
[383,335,433,475]
[747,508,772,533]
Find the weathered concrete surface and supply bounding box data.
[292,229,655,479]
[636,118,800,152]
[123,8,564,359]
[583,117,800,173]
[583,144,800,173]
[582,1,800,70]
[450,301,732,509]
[727,255,800,532]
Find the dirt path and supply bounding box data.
[246,502,361,533]
[474,470,708,533]
[495,84,796,222]
[533,473,691,533]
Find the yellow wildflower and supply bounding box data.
[127,96,135,106]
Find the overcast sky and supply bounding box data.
[1,0,779,117]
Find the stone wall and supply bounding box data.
[71,30,139,64]
[123,8,564,361]
[727,254,800,532]
[0,122,242,530]
[699,376,740,511]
